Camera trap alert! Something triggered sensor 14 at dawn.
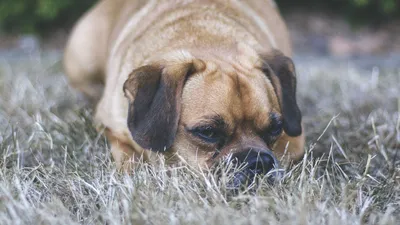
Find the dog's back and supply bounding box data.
[64,0,291,95]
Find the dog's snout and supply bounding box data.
[226,149,281,190]
[232,149,279,173]
[246,151,277,175]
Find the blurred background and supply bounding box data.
[0,0,399,61]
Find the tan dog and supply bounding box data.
[64,0,305,178]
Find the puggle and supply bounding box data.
[64,0,305,187]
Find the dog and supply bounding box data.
[64,0,305,185]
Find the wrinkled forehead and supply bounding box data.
[181,62,280,129]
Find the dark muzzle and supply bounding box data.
[225,149,282,190]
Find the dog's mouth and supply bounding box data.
[224,163,284,192]
[215,150,284,193]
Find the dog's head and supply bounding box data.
[123,46,302,186]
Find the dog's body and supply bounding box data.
[64,0,304,172]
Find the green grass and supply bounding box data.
[0,52,399,224]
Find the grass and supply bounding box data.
[0,51,399,225]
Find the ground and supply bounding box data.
[0,48,399,225]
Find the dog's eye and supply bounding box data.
[192,126,223,143]
[269,119,283,136]
[260,113,283,145]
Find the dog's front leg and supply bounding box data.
[104,129,145,171]
[274,131,305,164]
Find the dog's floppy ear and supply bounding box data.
[123,60,203,152]
[261,50,302,137]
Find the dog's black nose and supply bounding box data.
[233,149,279,174]
[227,149,281,189]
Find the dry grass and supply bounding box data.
[0,51,399,225]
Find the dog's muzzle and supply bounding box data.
[225,148,282,190]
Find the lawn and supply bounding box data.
[0,51,399,224]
